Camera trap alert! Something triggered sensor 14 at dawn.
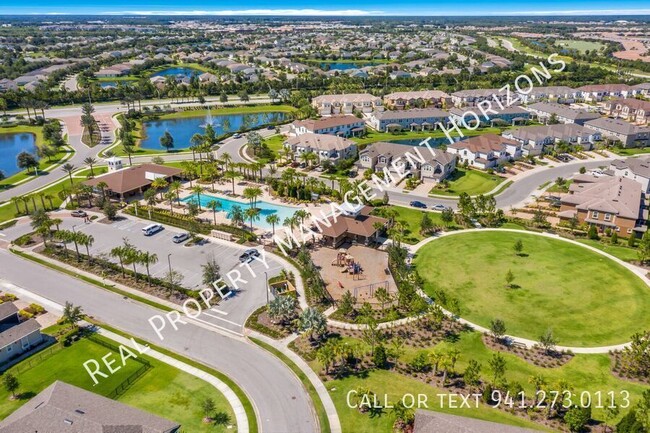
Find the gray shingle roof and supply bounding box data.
[0,381,180,433]
[414,409,540,433]
[0,319,40,349]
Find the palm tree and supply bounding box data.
[206,199,221,225]
[190,133,204,162]
[110,245,128,276]
[139,251,158,284]
[121,240,141,281]
[245,207,261,231]
[221,152,232,173]
[243,186,262,209]
[191,185,205,211]
[122,144,135,166]
[266,214,280,237]
[151,177,168,200]
[229,205,245,227]
[78,233,95,261]
[169,180,182,203]
[224,170,238,194]
[164,191,176,215]
[294,209,310,226]
[83,156,97,177]
[61,163,75,186]
[283,215,297,233]
[44,194,55,210]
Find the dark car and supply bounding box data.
[266,125,275,130]
[239,248,261,263]
[409,201,427,209]
[71,210,87,218]
[172,233,190,244]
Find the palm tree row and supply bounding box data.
[109,238,158,284]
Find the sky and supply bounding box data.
[1,0,650,16]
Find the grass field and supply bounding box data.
[556,39,605,53]
[414,231,650,346]
[576,239,641,262]
[429,168,505,196]
[611,147,650,156]
[0,337,236,432]
[372,205,459,244]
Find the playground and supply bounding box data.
[311,245,397,305]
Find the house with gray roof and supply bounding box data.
[584,117,650,148]
[0,381,180,433]
[0,303,43,366]
[502,123,601,155]
[414,410,539,433]
[526,102,600,125]
[609,156,650,193]
[366,108,449,132]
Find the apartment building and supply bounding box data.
[526,102,600,125]
[603,98,650,125]
[584,117,650,148]
[311,93,383,116]
[284,133,357,162]
[515,86,578,104]
[383,90,450,109]
[366,108,449,132]
[502,123,601,155]
[288,115,365,137]
[448,106,530,126]
[576,84,633,102]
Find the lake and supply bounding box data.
[0,132,38,177]
[151,67,202,79]
[140,112,287,150]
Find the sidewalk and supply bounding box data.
[249,330,342,433]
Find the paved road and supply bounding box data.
[0,247,317,433]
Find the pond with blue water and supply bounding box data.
[151,67,202,79]
[319,62,376,70]
[140,112,287,150]
[0,132,38,177]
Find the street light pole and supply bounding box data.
[264,271,269,305]
[167,254,172,286]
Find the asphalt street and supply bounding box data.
[0,246,317,433]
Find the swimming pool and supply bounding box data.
[182,193,299,230]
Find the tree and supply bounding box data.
[61,163,76,186]
[505,269,515,288]
[588,225,599,240]
[83,156,97,177]
[267,295,297,326]
[17,151,39,174]
[201,398,216,422]
[317,341,336,374]
[539,328,558,354]
[159,131,174,152]
[3,373,19,399]
[490,319,507,343]
[266,214,280,237]
[372,345,388,369]
[201,256,221,290]
[441,207,454,224]
[103,202,117,220]
[564,405,591,432]
[206,199,221,225]
[611,232,619,244]
[488,353,506,385]
[139,251,158,284]
[245,207,261,231]
[513,239,523,256]
[299,307,327,340]
[420,211,434,235]
[338,290,356,318]
[463,359,482,392]
[375,286,391,311]
[62,301,84,327]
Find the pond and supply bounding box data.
[319,62,376,71]
[386,136,466,147]
[140,112,287,150]
[151,67,202,79]
[182,193,298,230]
[0,132,38,177]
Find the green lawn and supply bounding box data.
[576,239,641,262]
[414,231,650,346]
[429,168,505,197]
[611,147,650,156]
[0,337,236,432]
[546,179,573,193]
[371,205,459,244]
[556,39,605,53]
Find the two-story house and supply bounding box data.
[576,84,633,102]
[446,134,521,169]
[603,98,650,125]
[366,108,449,132]
[525,102,600,125]
[383,90,451,109]
[502,123,602,155]
[584,117,650,148]
[284,133,357,162]
[515,86,578,104]
[0,303,44,366]
[448,106,530,127]
[311,93,383,116]
[609,156,650,193]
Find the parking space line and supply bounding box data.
[202,311,241,327]
[191,316,243,336]
[206,308,228,316]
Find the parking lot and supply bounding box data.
[6,214,285,335]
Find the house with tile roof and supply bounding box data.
[288,115,365,137]
[446,134,521,169]
[284,133,357,162]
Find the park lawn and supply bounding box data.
[0,337,236,432]
[321,369,550,433]
[157,104,297,120]
[372,205,459,244]
[265,134,286,155]
[429,168,505,197]
[414,231,650,346]
[399,331,648,424]
[576,239,641,262]
[611,147,650,156]
[73,166,109,178]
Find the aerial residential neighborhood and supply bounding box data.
[1,4,650,433]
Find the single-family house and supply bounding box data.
[447,134,521,169]
[609,156,650,193]
[312,93,383,116]
[288,115,365,138]
[366,108,449,132]
[502,123,601,155]
[284,133,357,162]
[0,303,43,366]
[525,102,600,125]
[603,98,650,125]
[383,90,450,109]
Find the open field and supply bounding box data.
[372,205,459,244]
[429,168,505,197]
[414,231,650,346]
[556,39,605,53]
[351,127,502,147]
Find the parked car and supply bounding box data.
[172,233,190,244]
[233,133,243,139]
[71,210,87,218]
[431,204,447,211]
[239,248,261,263]
[142,224,164,236]
[409,201,427,209]
[266,125,275,130]
[470,219,482,229]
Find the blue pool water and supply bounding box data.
[182,193,298,230]
[152,67,201,78]
[0,133,38,177]
[140,112,286,150]
[319,62,375,70]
